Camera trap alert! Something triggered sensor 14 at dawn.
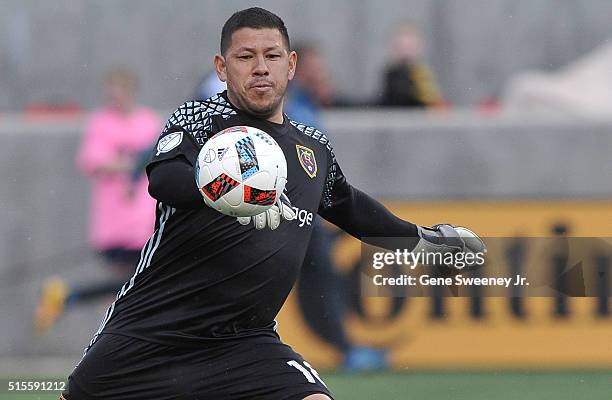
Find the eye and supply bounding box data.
[267,54,281,60]
[237,54,252,60]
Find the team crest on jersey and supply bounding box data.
[296,145,317,178]
[156,132,183,156]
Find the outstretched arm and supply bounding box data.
[318,173,418,240]
[318,164,485,265]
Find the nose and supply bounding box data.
[253,54,270,76]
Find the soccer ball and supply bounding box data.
[196,126,287,217]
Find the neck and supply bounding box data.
[266,109,284,124]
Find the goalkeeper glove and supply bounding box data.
[237,192,296,230]
[413,224,486,269]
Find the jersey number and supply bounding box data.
[287,360,327,388]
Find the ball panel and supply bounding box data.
[242,170,272,190]
[200,172,240,202]
[195,125,288,218]
[221,155,243,182]
[244,185,277,206]
[222,182,243,206]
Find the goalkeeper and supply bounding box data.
[62,7,484,400]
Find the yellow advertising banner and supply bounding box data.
[276,200,612,369]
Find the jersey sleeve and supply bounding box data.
[146,102,206,174]
[317,140,343,213]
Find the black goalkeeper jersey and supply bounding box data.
[90,91,417,350]
[92,92,346,347]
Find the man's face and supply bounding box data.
[296,48,333,105]
[215,28,296,119]
[393,29,423,62]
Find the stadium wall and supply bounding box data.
[3,0,612,110]
[1,112,611,370]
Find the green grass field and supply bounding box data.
[1,371,610,400]
[325,370,612,400]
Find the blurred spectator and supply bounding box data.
[285,44,335,124]
[380,22,442,108]
[34,67,160,332]
[287,43,387,371]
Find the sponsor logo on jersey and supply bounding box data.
[292,206,314,228]
[156,132,183,155]
[296,145,317,178]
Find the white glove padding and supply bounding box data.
[236,193,296,230]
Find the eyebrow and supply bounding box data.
[234,46,283,53]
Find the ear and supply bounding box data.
[214,54,227,82]
[287,50,297,81]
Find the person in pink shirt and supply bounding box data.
[35,68,160,332]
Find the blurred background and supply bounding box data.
[1,1,612,399]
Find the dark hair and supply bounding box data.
[220,7,290,55]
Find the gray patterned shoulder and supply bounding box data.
[164,95,236,145]
[289,120,332,151]
[290,119,338,209]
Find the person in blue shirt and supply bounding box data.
[285,43,388,371]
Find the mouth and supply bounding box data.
[249,81,274,95]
